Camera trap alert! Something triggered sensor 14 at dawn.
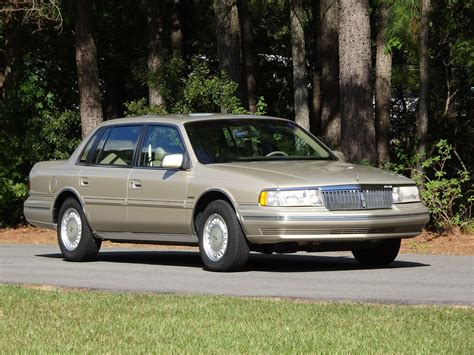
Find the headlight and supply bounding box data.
[259,189,324,207]
[392,186,420,203]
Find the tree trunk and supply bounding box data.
[74,0,103,138]
[213,0,242,106]
[310,0,321,134]
[290,0,310,130]
[320,0,340,147]
[375,3,392,167]
[417,0,430,171]
[239,0,257,113]
[171,0,183,56]
[0,14,23,102]
[145,0,166,107]
[338,0,375,164]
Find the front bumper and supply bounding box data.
[238,202,430,244]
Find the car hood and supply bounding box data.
[208,160,413,187]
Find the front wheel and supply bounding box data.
[198,200,249,272]
[57,197,101,261]
[352,238,401,266]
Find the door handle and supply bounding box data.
[80,177,89,187]
[130,179,142,189]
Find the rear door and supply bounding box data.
[78,125,143,232]
[127,124,191,234]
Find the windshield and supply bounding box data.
[184,119,334,164]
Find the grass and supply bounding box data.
[1,285,472,353]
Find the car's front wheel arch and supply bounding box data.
[192,189,246,237]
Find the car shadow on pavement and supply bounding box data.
[36,250,429,273]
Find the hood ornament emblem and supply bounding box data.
[354,173,360,182]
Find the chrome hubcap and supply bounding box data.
[60,208,82,251]
[203,213,228,262]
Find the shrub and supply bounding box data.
[414,140,472,232]
[389,140,472,232]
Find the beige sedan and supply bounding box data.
[24,114,429,271]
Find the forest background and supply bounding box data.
[0,0,472,233]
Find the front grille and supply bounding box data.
[321,188,393,211]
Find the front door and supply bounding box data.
[127,124,190,234]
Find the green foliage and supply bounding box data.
[25,110,81,161]
[389,140,472,232]
[159,55,187,107]
[124,99,167,117]
[385,0,420,56]
[175,60,246,113]
[0,36,81,226]
[0,177,28,227]
[0,103,81,226]
[125,59,267,116]
[415,140,472,232]
[255,96,268,115]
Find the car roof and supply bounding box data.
[97,113,288,127]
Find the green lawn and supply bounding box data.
[1,285,472,353]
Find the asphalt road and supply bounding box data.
[1,244,472,305]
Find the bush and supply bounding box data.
[388,140,472,232]
[0,65,81,227]
[415,140,472,232]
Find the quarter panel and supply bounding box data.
[24,160,81,229]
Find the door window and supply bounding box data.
[95,125,142,166]
[139,125,185,167]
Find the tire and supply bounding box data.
[57,197,101,261]
[198,200,249,272]
[352,238,401,266]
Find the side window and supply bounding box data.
[139,125,185,167]
[79,129,103,163]
[95,126,142,166]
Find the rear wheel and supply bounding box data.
[57,197,101,261]
[352,238,401,266]
[198,200,249,272]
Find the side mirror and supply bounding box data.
[333,150,346,161]
[161,154,184,169]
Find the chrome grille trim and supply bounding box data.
[321,187,392,211]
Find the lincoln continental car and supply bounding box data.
[24,114,429,271]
